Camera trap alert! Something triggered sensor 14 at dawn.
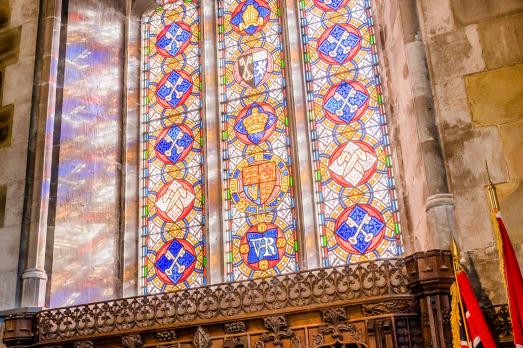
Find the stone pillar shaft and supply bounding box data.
[19,0,63,308]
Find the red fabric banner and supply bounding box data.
[497,216,523,347]
[456,270,497,348]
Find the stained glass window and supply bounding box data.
[140,0,403,290]
[299,0,403,265]
[218,0,299,281]
[141,1,205,294]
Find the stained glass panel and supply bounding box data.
[218,0,299,281]
[141,0,205,294]
[299,0,403,265]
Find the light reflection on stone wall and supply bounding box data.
[49,0,125,308]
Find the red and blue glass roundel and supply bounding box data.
[230,0,271,35]
[239,222,286,271]
[317,24,362,65]
[334,204,386,254]
[328,140,378,188]
[323,80,369,124]
[155,70,193,109]
[155,179,195,223]
[234,102,277,145]
[312,0,350,11]
[154,124,194,165]
[155,21,192,58]
[154,238,197,285]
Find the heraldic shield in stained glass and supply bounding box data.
[218,0,299,281]
[142,1,205,294]
[299,0,403,265]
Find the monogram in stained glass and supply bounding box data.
[142,0,205,293]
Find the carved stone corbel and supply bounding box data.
[122,334,142,348]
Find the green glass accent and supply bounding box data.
[281,59,285,69]
[300,0,305,9]
[394,223,401,235]
[289,176,294,187]
[228,252,233,263]
[322,235,327,247]
[222,130,228,140]
[377,94,383,104]
[226,189,231,200]
[222,75,227,85]
[145,96,149,105]
[315,170,321,182]
[201,195,205,204]
[294,240,299,252]
[277,8,280,17]
[144,149,148,160]
[144,47,150,55]
[285,116,289,126]
[203,256,207,267]
[370,35,375,45]
[304,52,310,62]
[219,24,224,34]
[386,155,392,167]
[144,206,148,216]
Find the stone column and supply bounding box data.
[402,0,456,251]
[19,0,63,307]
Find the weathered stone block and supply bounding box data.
[0,0,9,29]
[479,13,523,69]
[419,0,455,36]
[466,247,506,305]
[500,119,523,179]
[0,27,20,67]
[444,125,508,190]
[0,105,13,148]
[453,187,494,250]
[428,25,485,82]
[434,77,472,129]
[465,63,523,126]
[497,180,523,246]
[451,0,523,26]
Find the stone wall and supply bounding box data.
[418,0,523,305]
[0,0,39,311]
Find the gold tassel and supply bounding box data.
[450,281,462,348]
